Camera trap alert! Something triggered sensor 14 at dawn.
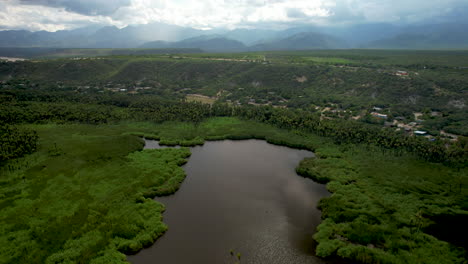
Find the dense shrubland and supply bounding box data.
[0,125,191,263]
[0,122,37,163]
[296,145,467,264]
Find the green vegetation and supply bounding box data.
[2,94,465,164]
[0,124,191,263]
[0,123,37,163]
[303,56,353,64]
[0,50,467,263]
[0,116,466,263]
[1,49,467,135]
[186,94,217,104]
[130,117,467,263]
[0,47,202,59]
[133,118,467,264]
[297,145,467,263]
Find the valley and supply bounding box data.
[0,50,467,264]
[1,1,467,263]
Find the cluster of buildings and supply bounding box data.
[371,107,431,137]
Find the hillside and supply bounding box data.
[251,32,346,51]
[140,35,247,52]
[368,34,468,49]
[367,23,468,49]
[1,50,467,135]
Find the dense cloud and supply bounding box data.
[328,0,468,24]
[0,0,467,31]
[19,0,131,16]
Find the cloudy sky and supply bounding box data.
[0,0,467,31]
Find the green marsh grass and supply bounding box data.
[0,118,466,263]
[0,124,190,263]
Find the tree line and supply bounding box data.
[1,87,466,167]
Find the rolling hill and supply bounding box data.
[251,32,346,51]
[140,35,247,52]
[366,23,468,49]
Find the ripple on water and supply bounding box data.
[128,139,332,264]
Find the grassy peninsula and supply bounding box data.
[0,124,190,263]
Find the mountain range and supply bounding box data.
[140,35,247,52]
[0,21,467,52]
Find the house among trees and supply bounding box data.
[414,130,428,136]
[371,112,388,119]
[396,71,409,76]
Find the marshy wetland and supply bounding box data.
[1,50,467,264]
[1,117,466,264]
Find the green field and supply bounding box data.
[302,56,354,64]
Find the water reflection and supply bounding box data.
[128,139,331,264]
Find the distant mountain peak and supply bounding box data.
[0,22,467,50]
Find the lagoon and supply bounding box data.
[128,139,330,264]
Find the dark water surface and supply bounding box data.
[127,139,330,264]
